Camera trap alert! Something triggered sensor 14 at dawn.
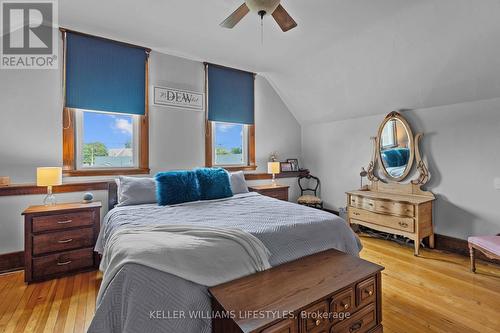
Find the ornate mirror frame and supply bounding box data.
[376,112,415,182]
[364,111,431,194]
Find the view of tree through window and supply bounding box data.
[214,122,245,165]
[81,111,135,168]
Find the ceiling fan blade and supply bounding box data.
[272,4,297,32]
[220,3,250,29]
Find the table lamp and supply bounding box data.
[37,167,62,206]
[267,162,281,186]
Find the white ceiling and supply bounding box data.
[60,0,500,124]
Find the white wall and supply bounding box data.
[302,98,500,240]
[0,51,301,254]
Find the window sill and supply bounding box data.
[63,168,150,177]
[216,165,258,172]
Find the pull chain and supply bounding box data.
[258,10,266,45]
[261,16,264,45]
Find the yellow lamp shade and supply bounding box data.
[267,162,281,175]
[37,167,62,187]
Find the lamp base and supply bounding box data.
[43,194,56,206]
[271,174,279,187]
[43,186,57,206]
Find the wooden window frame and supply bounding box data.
[62,29,150,177]
[204,64,256,172]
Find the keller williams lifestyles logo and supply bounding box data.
[1,0,58,69]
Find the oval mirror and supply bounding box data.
[378,113,414,181]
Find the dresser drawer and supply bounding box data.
[32,248,94,280]
[32,210,94,233]
[330,288,355,323]
[356,277,376,309]
[32,227,94,256]
[331,303,376,333]
[300,300,330,333]
[348,207,414,233]
[374,200,414,217]
[261,319,297,333]
[349,196,375,212]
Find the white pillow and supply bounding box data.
[229,171,249,194]
[116,176,157,207]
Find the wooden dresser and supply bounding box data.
[210,249,384,333]
[22,202,101,283]
[347,183,435,256]
[249,184,289,201]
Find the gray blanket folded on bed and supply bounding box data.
[98,224,271,303]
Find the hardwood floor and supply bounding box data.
[0,236,499,333]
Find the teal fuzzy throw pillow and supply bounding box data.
[155,170,201,205]
[195,168,233,200]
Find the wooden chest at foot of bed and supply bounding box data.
[209,249,384,333]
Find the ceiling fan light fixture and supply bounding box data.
[245,0,281,16]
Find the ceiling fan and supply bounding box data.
[220,0,297,32]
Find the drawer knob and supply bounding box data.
[57,238,73,244]
[344,303,349,310]
[315,319,321,326]
[398,221,408,228]
[367,290,373,296]
[349,320,364,332]
[57,219,73,224]
[57,260,72,266]
[353,212,360,216]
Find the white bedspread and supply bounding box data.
[98,224,270,302]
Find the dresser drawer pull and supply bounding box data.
[368,203,374,206]
[352,212,360,216]
[57,238,73,244]
[342,302,349,309]
[349,320,363,332]
[57,219,73,224]
[398,221,409,228]
[56,260,72,266]
[315,319,321,326]
[364,289,373,296]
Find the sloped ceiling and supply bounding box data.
[60,0,500,124]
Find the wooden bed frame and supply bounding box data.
[107,181,118,211]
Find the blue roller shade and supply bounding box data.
[208,64,254,125]
[65,32,147,115]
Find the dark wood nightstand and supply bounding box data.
[248,184,289,201]
[22,202,101,283]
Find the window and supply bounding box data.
[61,29,150,176]
[75,110,139,169]
[381,120,397,148]
[205,64,256,171]
[212,122,248,166]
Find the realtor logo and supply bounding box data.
[1,0,58,69]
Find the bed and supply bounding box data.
[88,187,361,333]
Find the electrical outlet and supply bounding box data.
[495,178,500,190]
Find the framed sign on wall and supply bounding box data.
[153,86,204,111]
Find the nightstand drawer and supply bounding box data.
[249,185,289,201]
[32,248,94,280]
[265,190,288,201]
[33,227,94,256]
[32,210,94,233]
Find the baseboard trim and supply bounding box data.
[1,233,497,274]
[433,234,500,265]
[0,251,24,274]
